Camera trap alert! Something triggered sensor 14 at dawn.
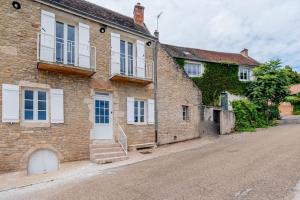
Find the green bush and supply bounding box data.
[232,99,269,132]
[293,104,300,115]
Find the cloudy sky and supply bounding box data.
[87,0,300,71]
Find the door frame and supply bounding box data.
[93,92,114,140]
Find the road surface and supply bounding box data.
[2,124,300,200]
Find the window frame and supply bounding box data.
[23,89,49,123]
[120,38,136,77]
[239,66,252,81]
[182,105,189,121]
[55,20,77,66]
[184,61,203,77]
[134,99,147,124]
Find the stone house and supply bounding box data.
[0,0,157,175]
[161,44,260,111]
[156,43,203,145]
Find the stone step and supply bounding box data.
[90,143,121,149]
[94,155,128,164]
[90,146,123,154]
[91,151,126,160]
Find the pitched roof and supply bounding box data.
[290,84,300,95]
[38,0,154,39]
[161,44,260,66]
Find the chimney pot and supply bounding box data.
[241,48,248,57]
[133,3,145,26]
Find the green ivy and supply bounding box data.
[175,58,185,69]
[191,62,249,106]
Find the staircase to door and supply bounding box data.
[90,140,128,164]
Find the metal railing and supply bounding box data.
[37,32,96,71]
[110,50,154,80]
[118,124,128,155]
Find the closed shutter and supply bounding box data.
[147,99,155,124]
[40,10,55,62]
[111,33,120,75]
[136,40,145,78]
[78,23,90,68]
[50,89,64,123]
[2,84,19,123]
[127,97,134,124]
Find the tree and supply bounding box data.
[245,59,290,120]
[282,66,300,85]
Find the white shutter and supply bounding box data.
[136,40,145,78]
[78,23,90,68]
[2,84,19,123]
[50,89,64,123]
[127,97,134,124]
[147,99,155,124]
[111,33,120,75]
[40,10,55,62]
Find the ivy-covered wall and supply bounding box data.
[175,58,249,106]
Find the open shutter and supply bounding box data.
[50,89,64,123]
[147,99,155,124]
[111,33,120,75]
[40,10,55,62]
[127,97,134,124]
[2,84,19,123]
[136,40,145,78]
[78,23,90,68]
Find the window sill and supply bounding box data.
[20,122,50,128]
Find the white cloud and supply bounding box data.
[87,0,300,71]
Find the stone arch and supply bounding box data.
[19,144,64,171]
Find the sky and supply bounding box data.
[87,0,300,71]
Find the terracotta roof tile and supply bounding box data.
[290,84,300,95]
[161,44,260,66]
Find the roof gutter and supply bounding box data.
[34,0,157,41]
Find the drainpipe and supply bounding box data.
[153,30,159,145]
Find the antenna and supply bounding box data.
[156,11,163,31]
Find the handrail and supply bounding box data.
[37,32,96,71]
[110,50,154,80]
[118,124,128,155]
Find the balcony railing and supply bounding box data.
[110,50,154,85]
[37,33,96,76]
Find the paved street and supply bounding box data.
[2,124,300,200]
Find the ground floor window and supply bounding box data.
[182,105,189,121]
[24,90,48,121]
[134,100,145,123]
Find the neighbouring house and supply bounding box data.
[161,44,260,111]
[161,44,260,135]
[156,41,202,145]
[279,84,300,116]
[0,0,157,175]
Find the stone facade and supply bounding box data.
[157,45,202,145]
[0,0,155,173]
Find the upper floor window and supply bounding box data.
[239,67,252,81]
[120,40,134,76]
[184,62,203,77]
[55,21,76,65]
[24,90,48,122]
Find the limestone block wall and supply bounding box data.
[157,45,202,145]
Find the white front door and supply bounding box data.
[93,93,113,140]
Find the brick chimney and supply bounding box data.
[240,48,249,57]
[133,3,145,26]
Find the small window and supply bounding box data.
[184,62,203,77]
[182,105,189,121]
[24,90,48,122]
[239,67,252,81]
[134,100,146,123]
